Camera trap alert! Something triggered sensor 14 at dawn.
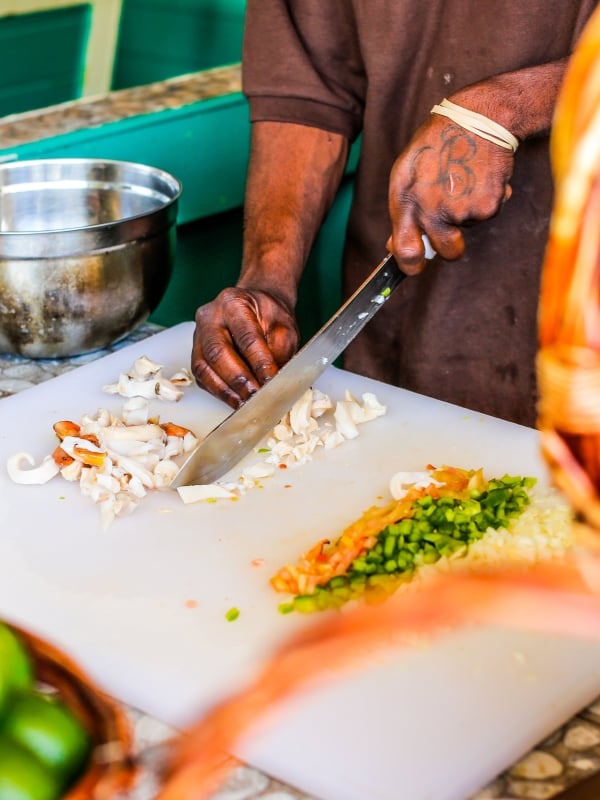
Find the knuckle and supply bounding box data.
[395,244,425,265]
[477,193,503,219]
[219,288,243,309]
[202,338,230,367]
[191,360,213,390]
[194,303,212,325]
[237,328,262,354]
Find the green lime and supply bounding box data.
[0,734,61,800]
[1,690,91,790]
[0,625,33,715]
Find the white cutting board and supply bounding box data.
[1,322,600,800]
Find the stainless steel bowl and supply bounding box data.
[0,158,182,358]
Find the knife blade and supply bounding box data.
[172,249,415,487]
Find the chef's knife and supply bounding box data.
[172,239,435,487]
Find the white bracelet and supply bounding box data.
[430,98,519,153]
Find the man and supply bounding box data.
[191,1,597,427]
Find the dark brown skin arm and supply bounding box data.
[193,59,569,405]
[192,121,348,407]
[388,59,569,274]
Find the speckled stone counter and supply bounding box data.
[1,322,600,800]
[0,64,241,151]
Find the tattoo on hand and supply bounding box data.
[410,126,478,198]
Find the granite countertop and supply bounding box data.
[0,64,241,151]
[1,322,600,800]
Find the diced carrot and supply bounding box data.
[161,421,194,438]
[53,420,80,440]
[51,445,74,468]
[72,445,106,467]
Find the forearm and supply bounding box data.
[238,121,349,308]
[449,58,569,142]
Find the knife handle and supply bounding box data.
[421,234,436,260]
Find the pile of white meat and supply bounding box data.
[7,357,197,528]
[6,356,387,527]
[177,386,387,504]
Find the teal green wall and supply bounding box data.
[0,0,358,342]
[0,93,251,223]
[0,0,247,112]
[0,5,91,117]
[112,0,246,89]
[0,87,356,342]
[151,176,353,344]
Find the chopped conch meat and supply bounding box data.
[6,391,198,528]
[102,355,193,402]
[6,452,60,484]
[178,484,237,504]
[6,351,388,526]
[182,387,387,503]
[389,471,445,499]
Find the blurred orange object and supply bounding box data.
[537,5,600,529]
[156,7,600,800]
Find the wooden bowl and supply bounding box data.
[7,623,138,800]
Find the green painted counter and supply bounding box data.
[0,90,250,223]
[112,0,246,89]
[0,66,357,337]
[0,4,91,117]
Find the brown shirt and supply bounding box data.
[242,0,597,426]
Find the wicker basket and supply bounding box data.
[7,623,138,800]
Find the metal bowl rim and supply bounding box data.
[0,157,183,237]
